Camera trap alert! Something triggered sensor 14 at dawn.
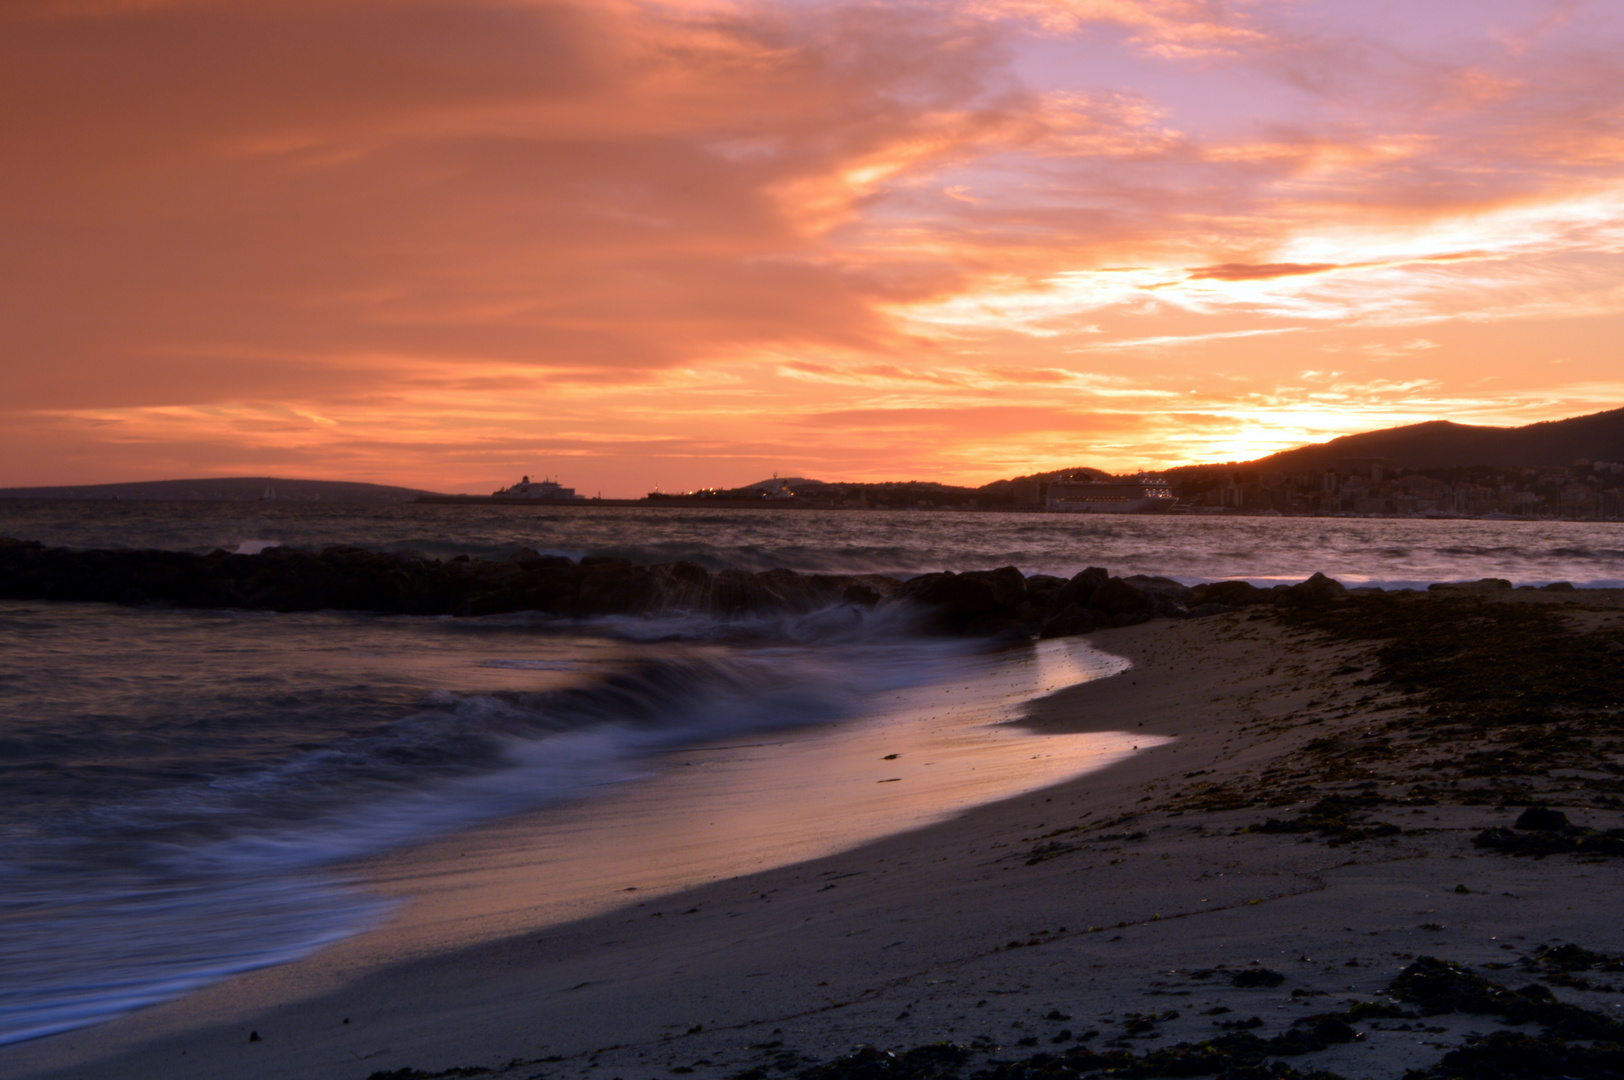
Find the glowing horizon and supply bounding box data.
[4,0,1623,497]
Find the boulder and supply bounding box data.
[509,547,573,569]
[1039,604,1099,638]
[1088,576,1153,619]
[1018,574,1067,624]
[891,566,1029,635]
[1514,806,1570,832]
[646,561,712,609]
[1189,580,1270,607]
[1024,573,1067,594]
[1124,575,1192,605]
[1290,572,1347,603]
[843,583,882,607]
[897,568,1020,615]
[1056,566,1109,609]
[958,566,1027,609]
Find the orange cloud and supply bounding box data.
[2,0,1624,494]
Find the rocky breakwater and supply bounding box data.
[891,566,1352,639]
[0,536,1356,640]
[0,538,901,621]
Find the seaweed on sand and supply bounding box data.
[1242,794,1404,846]
[1403,1030,1624,1080]
[756,956,1624,1080]
[1229,592,1624,852]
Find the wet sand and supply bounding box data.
[8,597,1624,1080]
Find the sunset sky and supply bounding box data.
[4,0,1623,495]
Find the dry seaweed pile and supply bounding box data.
[367,950,1624,1080]
[1192,593,1624,854]
[768,955,1621,1080]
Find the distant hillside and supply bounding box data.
[716,467,1114,508]
[977,466,1111,496]
[0,477,439,502]
[1244,406,1624,472]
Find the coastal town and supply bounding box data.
[1168,458,1624,519]
[467,459,1624,520]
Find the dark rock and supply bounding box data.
[892,567,1028,633]
[1021,575,1067,621]
[1540,581,1577,592]
[1039,604,1098,639]
[1189,580,1270,607]
[892,571,953,604]
[1123,575,1192,605]
[1024,574,1067,596]
[843,583,882,607]
[0,541,1015,640]
[1516,806,1571,831]
[1231,968,1285,988]
[959,566,1027,609]
[1056,566,1109,609]
[642,561,712,610]
[1473,825,1624,858]
[509,547,572,569]
[1186,602,1235,618]
[1290,572,1347,603]
[1089,577,1152,618]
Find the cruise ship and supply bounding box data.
[1045,474,1175,514]
[490,475,584,501]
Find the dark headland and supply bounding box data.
[0,477,434,503]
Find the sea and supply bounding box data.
[1,501,1620,1048]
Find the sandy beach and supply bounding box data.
[7,589,1624,1080]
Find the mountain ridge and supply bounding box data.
[1233,406,1624,472]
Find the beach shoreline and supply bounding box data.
[7,590,1624,1080]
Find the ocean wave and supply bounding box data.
[0,624,989,1046]
[35,650,894,864]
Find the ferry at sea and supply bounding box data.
[1044,474,1176,514]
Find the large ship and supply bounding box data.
[1045,474,1175,514]
[484,475,586,501]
